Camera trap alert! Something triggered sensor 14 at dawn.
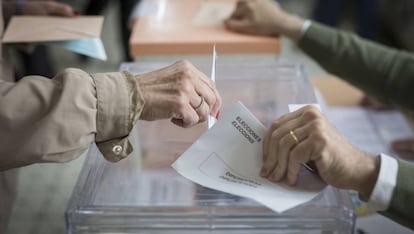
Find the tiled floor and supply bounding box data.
[4,1,326,234]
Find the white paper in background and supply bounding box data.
[130,0,166,18]
[288,104,321,112]
[369,110,414,144]
[46,37,107,60]
[325,107,414,157]
[192,2,235,27]
[172,102,326,213]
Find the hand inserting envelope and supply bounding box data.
[172,102,326,213]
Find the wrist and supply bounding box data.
[279,14,305,41]
[356,154,381,201]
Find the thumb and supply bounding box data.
[224,18,252,33]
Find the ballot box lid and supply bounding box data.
[66,60,355,233]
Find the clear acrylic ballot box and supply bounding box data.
[66,60,356,233]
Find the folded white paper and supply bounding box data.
[172,102,326,213]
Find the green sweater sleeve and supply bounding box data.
[298,22,414,110]
[381,160,414,229]
[299,22,414,228]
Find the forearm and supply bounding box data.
[0,69,142,170]
[0,69,97,170]
[346,154,414,229]
[272,12,304,41]
[298,22,414,110]
[353,155,414,230]
[352,154,380,201]
[381,160,414,230]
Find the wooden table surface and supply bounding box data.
[129,0,280,56]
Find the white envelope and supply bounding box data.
[2,16,106,60]
[172,102,326,213]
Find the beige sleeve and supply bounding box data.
[0,68,144,171]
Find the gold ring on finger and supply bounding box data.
[290,130,299,145]
[194,96,204,111]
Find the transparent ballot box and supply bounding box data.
[66,61,356,233]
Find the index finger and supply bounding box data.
[228,0,250,20]
[263,107,307,160]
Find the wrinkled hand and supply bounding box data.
[136,60,222,128]
[262,105,380,200]
[224,0,304,40]
[21,1,77,17]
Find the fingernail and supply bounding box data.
[215,110,220,119]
